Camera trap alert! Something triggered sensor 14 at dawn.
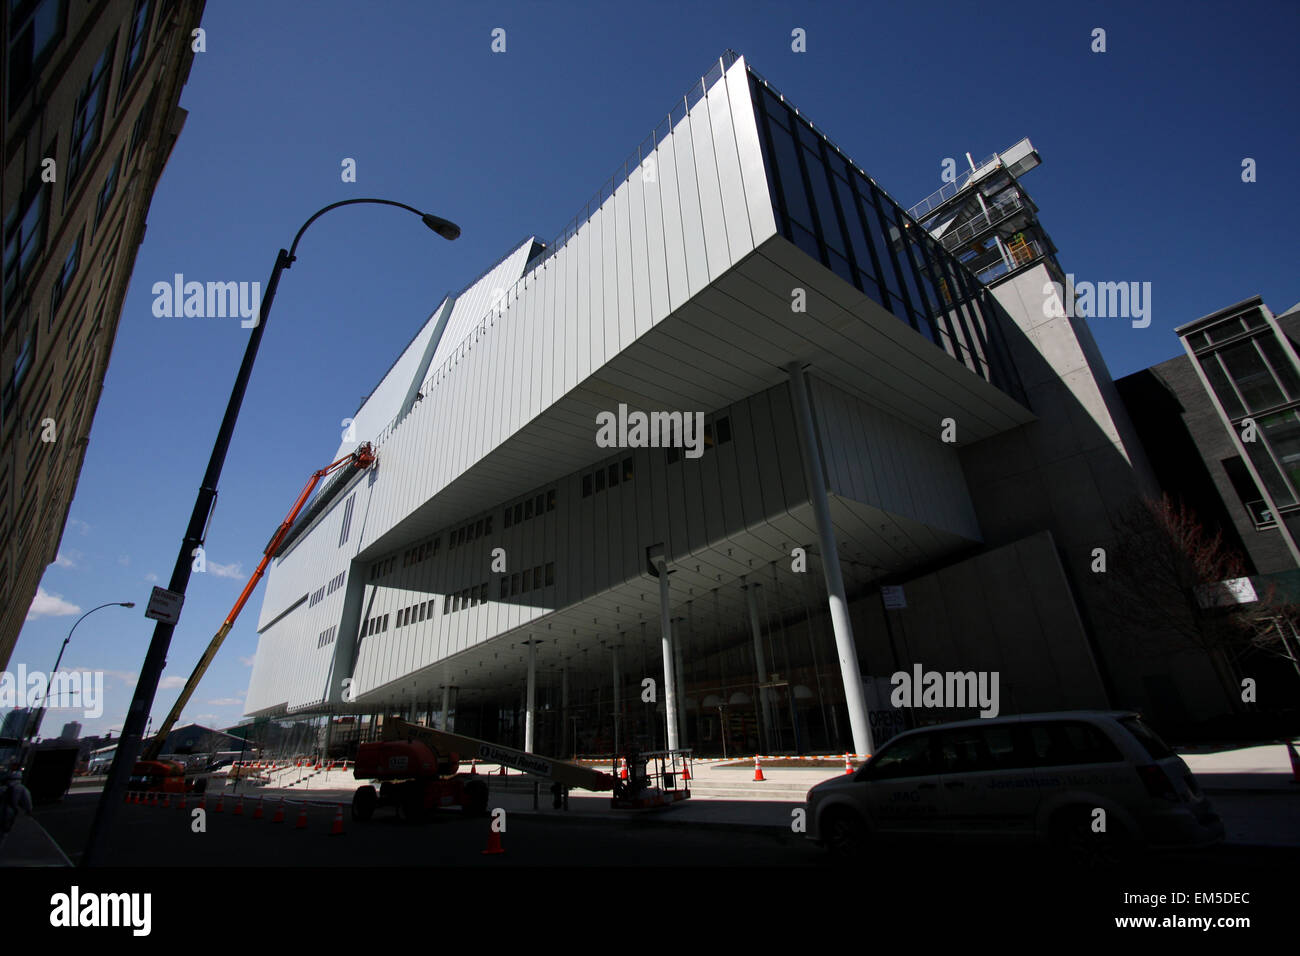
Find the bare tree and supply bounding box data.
[1102,494,1300,688]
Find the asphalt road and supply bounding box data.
[29,791,1300,874]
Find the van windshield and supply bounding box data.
[1120,716,1174,760]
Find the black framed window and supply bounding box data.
[67,43,116,197]
[3,177,50,309]
[49,228,82,323]
[119,0,152,101]
[6,0,67,109]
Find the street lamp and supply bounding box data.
[82,198,459,866]
[26,601,135,741]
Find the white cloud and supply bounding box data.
[207,697,243,706]
[208,561,243,580]
[68,519,91,536]
[27,587,81,621]
[158,676,186,690]
[144,573,159,583]
[54,552,76,569]
[238,656,254,668]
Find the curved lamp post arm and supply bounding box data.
[82,197,458,866]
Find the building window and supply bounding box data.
[127,90,156,162]
[544,562,555,586]
[48,228,81,322]
[6,0,66,107]
[119,0,152,101]
[3,178,49,309]
[607,463,619,487]
[67,43,116,197]
[504,506,512,528]
[2,329,37,414]
[524,498,534,520]
[94,152,123,233]
[546,488,557,510]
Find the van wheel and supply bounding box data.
[822,808,869,861]
[1050,806,1131,867]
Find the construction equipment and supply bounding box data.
[139,444,377,767]
[352,719,694,819]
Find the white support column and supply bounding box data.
[656,558,680,752]
[525,640,538,753]
[787,363,874,756]
[745,581,774,753]
[611,644,622,754]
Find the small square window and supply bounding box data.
[512,572,520,594]
[608,463,619,487]
[594,469,606,492]
[514,503,524,523]
[502,575,511,597]
[582,475,593,498]
[418,604,426,622]
[522,569,532,591]
[443,596,451,615]
[525,498,534,520]
[545,562,555,586]
[533,565,542,587]
[485,515,493,534]
[546,489,557,511]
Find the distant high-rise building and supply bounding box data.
[1,0,206,668]
[59,719,80,740]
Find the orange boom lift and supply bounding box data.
[139,444,376,763]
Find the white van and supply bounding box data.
[806,711,1224,863]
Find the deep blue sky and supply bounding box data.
[12,0,1298,738]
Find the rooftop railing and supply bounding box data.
[907,152,999,222]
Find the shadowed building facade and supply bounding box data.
[244,53,1235,756]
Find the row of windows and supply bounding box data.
[403,537,440,567]
[749,77,1021,399]
[445,582,489,614]
[326,570,345,595]
[582,458,633,498]
[398,599,435,627]
[502,562,555,597]
[362,613,390,637]
[307,584,326,607]
[450,514,493,548]
[869,720,1126,780]
[316,626,336,649]
[504,488,557,527]
[666,417,732,465]
[369,557,396,581]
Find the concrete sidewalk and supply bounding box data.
[0,814,73,867]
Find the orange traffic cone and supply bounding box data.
[753,755,766,782]
[254,796,264,820]
[470,760,477,775]
[330,805,344,836]
[233,796,244,816]
[681,762,691,781]
[272,799,285,823]
[844,753,854,775]
[482,825,504,855]
[214,794,224,813]
[295,806,308,829]
[619,758,628,780]
[1286,740,1300,782]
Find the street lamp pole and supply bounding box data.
[81,199,459,866]
[26,601,134,741]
